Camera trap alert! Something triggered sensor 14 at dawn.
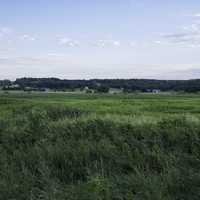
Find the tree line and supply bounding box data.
[1,78,200,92]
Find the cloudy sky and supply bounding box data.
[0,0,200,80]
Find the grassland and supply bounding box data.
[0,92,200,199]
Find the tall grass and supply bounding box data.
[0,93,200,199]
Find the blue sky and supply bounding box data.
[0,0,200,79]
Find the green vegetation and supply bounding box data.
[1,93,200,199]
[2,77,200,92]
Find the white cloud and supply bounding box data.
[92,39,121,47]
[20,34,36,41]
[113,40,120,46]
[182,23,200,33]
[161,22,200,47]
[154,40,162,44]
[0,27,12,35]
[91,40,107,47]
[59,37,80,47]
[0,27,12,38]
[193,13,200,17]
[129,42,136,47]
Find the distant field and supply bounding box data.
[1,93,200,199]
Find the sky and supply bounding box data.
[0,0,200,80]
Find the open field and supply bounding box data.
[1,93,200,199]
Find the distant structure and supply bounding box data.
[152,89,161,94]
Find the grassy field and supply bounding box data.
[1,92,200,199]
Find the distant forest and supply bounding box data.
[1,78,200,92]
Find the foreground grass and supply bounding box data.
[0,93,200,199]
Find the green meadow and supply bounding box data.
[1,92,200,199]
